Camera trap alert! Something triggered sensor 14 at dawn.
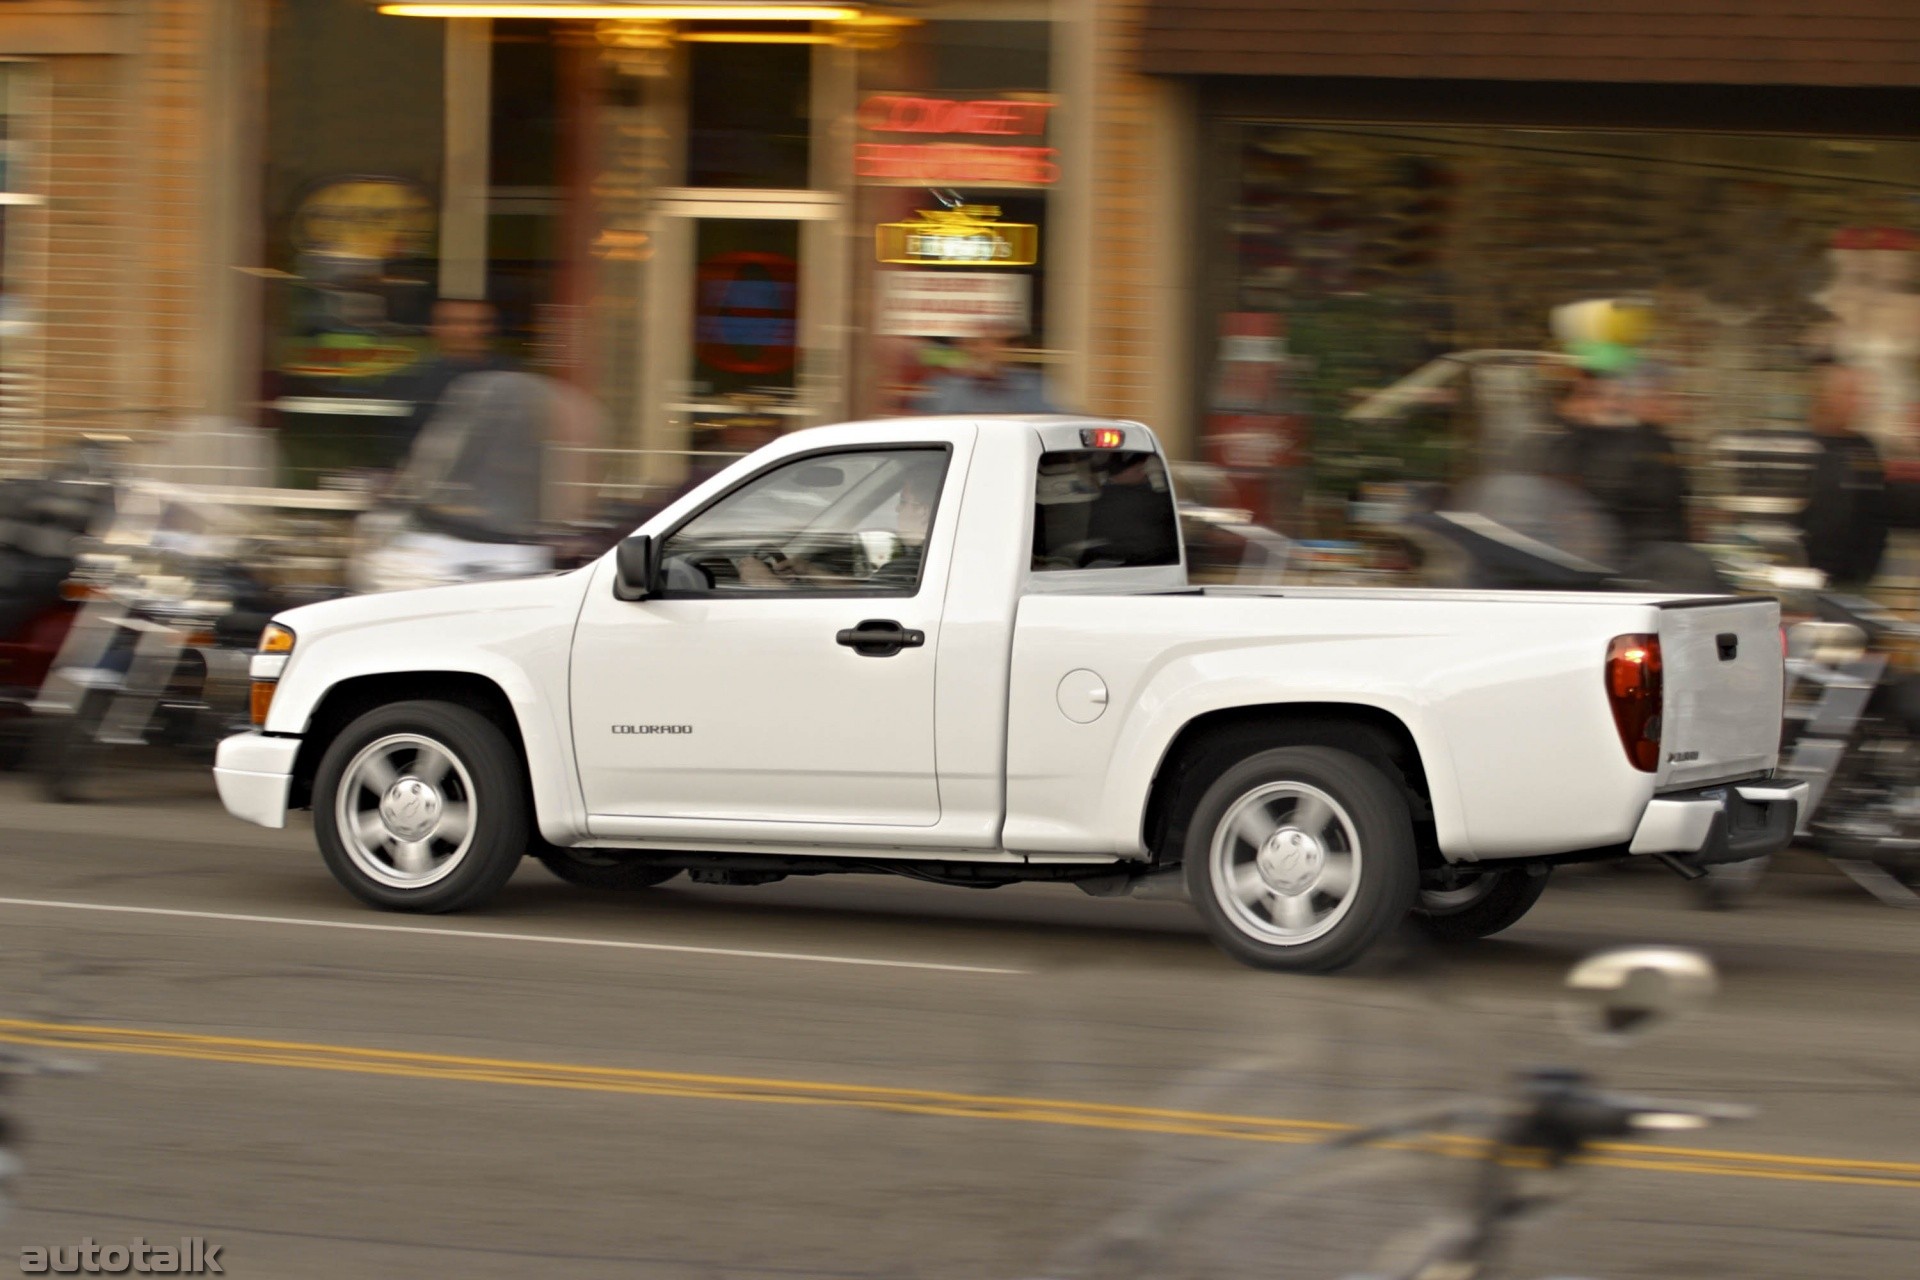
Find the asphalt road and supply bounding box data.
[0,768,1916,1279]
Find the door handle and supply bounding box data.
[835,619,925,657]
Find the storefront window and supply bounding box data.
[686,40,811,190]
[0,60,45,443]
[259,0,446,484]
[1204,123,1920,533]
[850,7,1057,419]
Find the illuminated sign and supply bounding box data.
[696,250,797,375]
[855,93,1058,188]
[856,143,1056,187]
[858,95,1054,137]
[291,176,434,260]
[876,207,1037,268]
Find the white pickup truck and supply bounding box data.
[215,416,1804,971]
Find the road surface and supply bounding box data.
[1,770,1915,1278]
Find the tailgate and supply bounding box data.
[1656,599,1783,789]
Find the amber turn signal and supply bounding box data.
[250,680,277,728]
[259,623,296,654]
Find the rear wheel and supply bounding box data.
[1184,746,1418,973]
[1413,866,1550,940]
[314,700,526,913]
[536,847,682,891]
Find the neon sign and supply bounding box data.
[855,93,1058,188]
[876,207,1038,268]
[858,95,1054,137]
[855,143,1057,186]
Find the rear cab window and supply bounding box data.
[1032,449,1182,572]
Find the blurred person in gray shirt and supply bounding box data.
[914,320,1058,415]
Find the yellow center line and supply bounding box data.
[3,1018,1915,1191]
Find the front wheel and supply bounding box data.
[1184,746,1418,973]
[1413,866,1550,940]
[314,700,528,913]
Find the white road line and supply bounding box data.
[0,897,1027,976]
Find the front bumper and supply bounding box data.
[1629,778,1810,865]
[213,731,301,829]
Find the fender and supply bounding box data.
[263,572,594,846]
[1097,662,1473,861]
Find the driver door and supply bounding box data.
[569,435,967,830]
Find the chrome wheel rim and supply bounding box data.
[336,733,477,890]
[1209,781,1361,946]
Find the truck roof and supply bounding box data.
[786,413,1156,445]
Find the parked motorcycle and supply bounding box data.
[0,442,117,767]
[1743,598,1920,909]
[29,481,302,802]
[1019,947,1745,1280]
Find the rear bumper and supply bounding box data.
[213,731,301,829]
[1629,778,1809,865]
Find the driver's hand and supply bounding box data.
[737,554,790,587]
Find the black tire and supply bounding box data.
[314,700,528,913]
[1183,746,1418,973]
[1413,866,1551,941]
[34,689,111,804]
[0,712,31,771]
[535,847,682,891]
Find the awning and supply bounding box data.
[1140,1,1920,87]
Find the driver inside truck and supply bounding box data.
[735,458,942,591]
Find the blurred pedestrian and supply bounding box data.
[384,298,512,465]
[1800,358,1889,588]
[914,321,1058,415]
[1546,367,1692,550]
[351,370,601,592]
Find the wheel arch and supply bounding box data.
[290,672,531,816]
[1139,702,1446,870]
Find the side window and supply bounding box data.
[659,448,950,595]
[1032,450,1181,571]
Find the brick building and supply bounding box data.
[0,0,255,472]
[3,2,1917,503]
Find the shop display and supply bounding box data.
[1220,124,1920,534]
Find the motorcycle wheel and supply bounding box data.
[34,690,111,804]
[0,712,29,771]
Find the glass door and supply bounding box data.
[640,191,845,491]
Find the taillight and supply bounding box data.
[1606,634,1663,772]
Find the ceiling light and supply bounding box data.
[378,4,862,19]
[676,31,836,43]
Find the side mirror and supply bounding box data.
[1562,947,1718,1046]
[613,534,656,602]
